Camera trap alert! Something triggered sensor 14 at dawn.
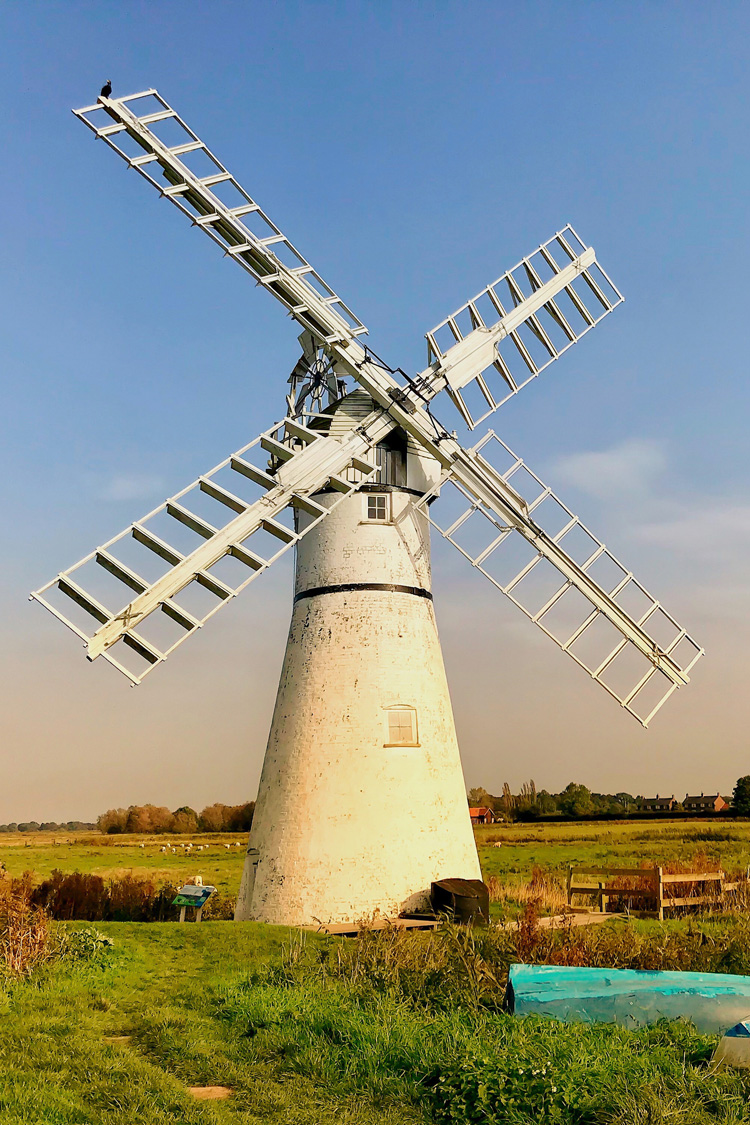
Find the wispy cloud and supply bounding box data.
[97,474,166,502]
[549,438,750,593]
[635,503,750,563]
[552,438,667,500]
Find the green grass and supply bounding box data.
[0,922,417,1124]
[0,832,247,895]
[4,823,750,1122]
[5,820,749,902]
[476,820,750,885]
[2,921,750,1124]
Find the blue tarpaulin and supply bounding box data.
[508,963,750,1033]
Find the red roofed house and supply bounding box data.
[469,806,495,826]
[683,792,729,813]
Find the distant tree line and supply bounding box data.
[96,802,255,835]
[468,781,640,821]
[470,777,750,820]
[0,821,96,833]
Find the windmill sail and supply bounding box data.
[416,432,702,726]
[59,88,701,724]
[73,91,367,347]
[32,418,376,683]
[423,227,623,428]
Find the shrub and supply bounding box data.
[424,1056,588,1123]
[0,876,112,978]
[0,875,54,977]
[28,870,235,923]
[30,870,178,922]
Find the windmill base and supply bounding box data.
[235,401,481,928]
[234,587,481,927]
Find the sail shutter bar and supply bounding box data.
[73,92,367,347]
[31,418,378,685]
[416,432,702,726]
[425,225,624,429]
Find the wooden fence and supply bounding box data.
[566,865,735,921]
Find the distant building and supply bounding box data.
[683,792,729,813]
[469,806,495,826]
[642,794,676,812]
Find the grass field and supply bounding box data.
[4,819,750,902]
[0,832,247,895]
[4,919,750,1124]
[4,822,750,1123]
[476,819,750,883]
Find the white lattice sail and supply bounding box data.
[417,432,702,725]
[424,226,623,428]
[32,418,376,683]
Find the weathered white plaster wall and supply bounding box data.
[235,397,480,926]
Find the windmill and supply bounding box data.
[32,89,703,926]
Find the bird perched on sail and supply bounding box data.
[100,80,112,98]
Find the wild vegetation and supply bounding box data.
[4,820,750,913]
[4,823,750,1120]
[0,875,112,980]
[3,915,750,1123]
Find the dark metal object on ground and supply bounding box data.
[431,878,490,924]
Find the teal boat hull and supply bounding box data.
[508,963,750,1033]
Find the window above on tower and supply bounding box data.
[366,493,389,522]
[384,706,419,747]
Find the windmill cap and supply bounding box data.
[724,1020,750,1037]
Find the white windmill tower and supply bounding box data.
[32,89,703,927]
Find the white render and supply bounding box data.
[235,396,481,925]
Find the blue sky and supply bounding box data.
[1,1,748,822]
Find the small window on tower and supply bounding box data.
[385,707,418,746]
[367,494,389,522]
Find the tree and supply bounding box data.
[226,802,255,832]
[199,803,230,832]
[172,806,199,835]
[559,782,594,818]
[467,787,494,808]
[733,776,750,816]
[536,790,558,815]
[98,808,128,834]
[124,805,174,834]
[500,782,516,818]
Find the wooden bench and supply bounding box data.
[567,866,733,921]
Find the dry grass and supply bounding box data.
[0,875,56,977]
[487,867,568,915]
[487,857,750,920]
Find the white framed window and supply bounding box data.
[384,706,418,746]
[366,493,389,522]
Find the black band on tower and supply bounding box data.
[294,582,433,604]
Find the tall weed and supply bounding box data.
[0,875,112,978]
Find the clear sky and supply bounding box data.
[1,1,748,823]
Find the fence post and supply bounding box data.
[566,866,573,908]
[656,867,664,921]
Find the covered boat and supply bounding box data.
[508,964,750,1033]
